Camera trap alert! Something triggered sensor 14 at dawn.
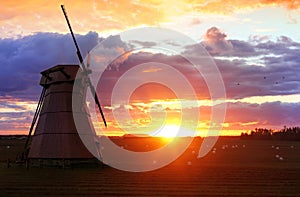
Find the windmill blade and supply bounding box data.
[85,51,107,127]
[87,51,91,68]
[87,82,107,127]
[61,5,107,127]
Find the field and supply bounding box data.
[1,137,300,196]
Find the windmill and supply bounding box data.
[19,5,107,167]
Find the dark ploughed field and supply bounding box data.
[1,137,300,196]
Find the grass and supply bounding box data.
[1,137,300,196]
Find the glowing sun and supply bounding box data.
[151,125,180,138]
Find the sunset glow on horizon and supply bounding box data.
[0,0,300,136]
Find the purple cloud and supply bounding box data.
[1,27,300,134]
[0,31,101,100]
[224,101,300,128]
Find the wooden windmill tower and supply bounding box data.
[22,5,107,167]
[26,65,101,166]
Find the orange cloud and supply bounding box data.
[0,0,165,38]
[0,0,298,38]
[185,0,300,14]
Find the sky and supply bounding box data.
[0,0,300,136]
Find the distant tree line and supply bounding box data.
[241,126,300,141]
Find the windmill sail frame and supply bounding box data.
[61,4,107,127]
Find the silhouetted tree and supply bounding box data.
[240,126,300,141]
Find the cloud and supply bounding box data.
[90,35,130,71]
[1,26,300,135]
[228,40,256,57]
[190,18,202,25]
[188,0,300,14]
[96,31,300,105]
[0,31,101,100]
[0,100,26,111]
[129,40,157,48]
[1,0,299,38]
[224,101,300,129]
[215,58,300,99]
[0,0,165,38]
[102,100,300,133]
[0,111,33,133]
[181,28,300,99]
[201,27,233,55]
[96,51,211,107]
